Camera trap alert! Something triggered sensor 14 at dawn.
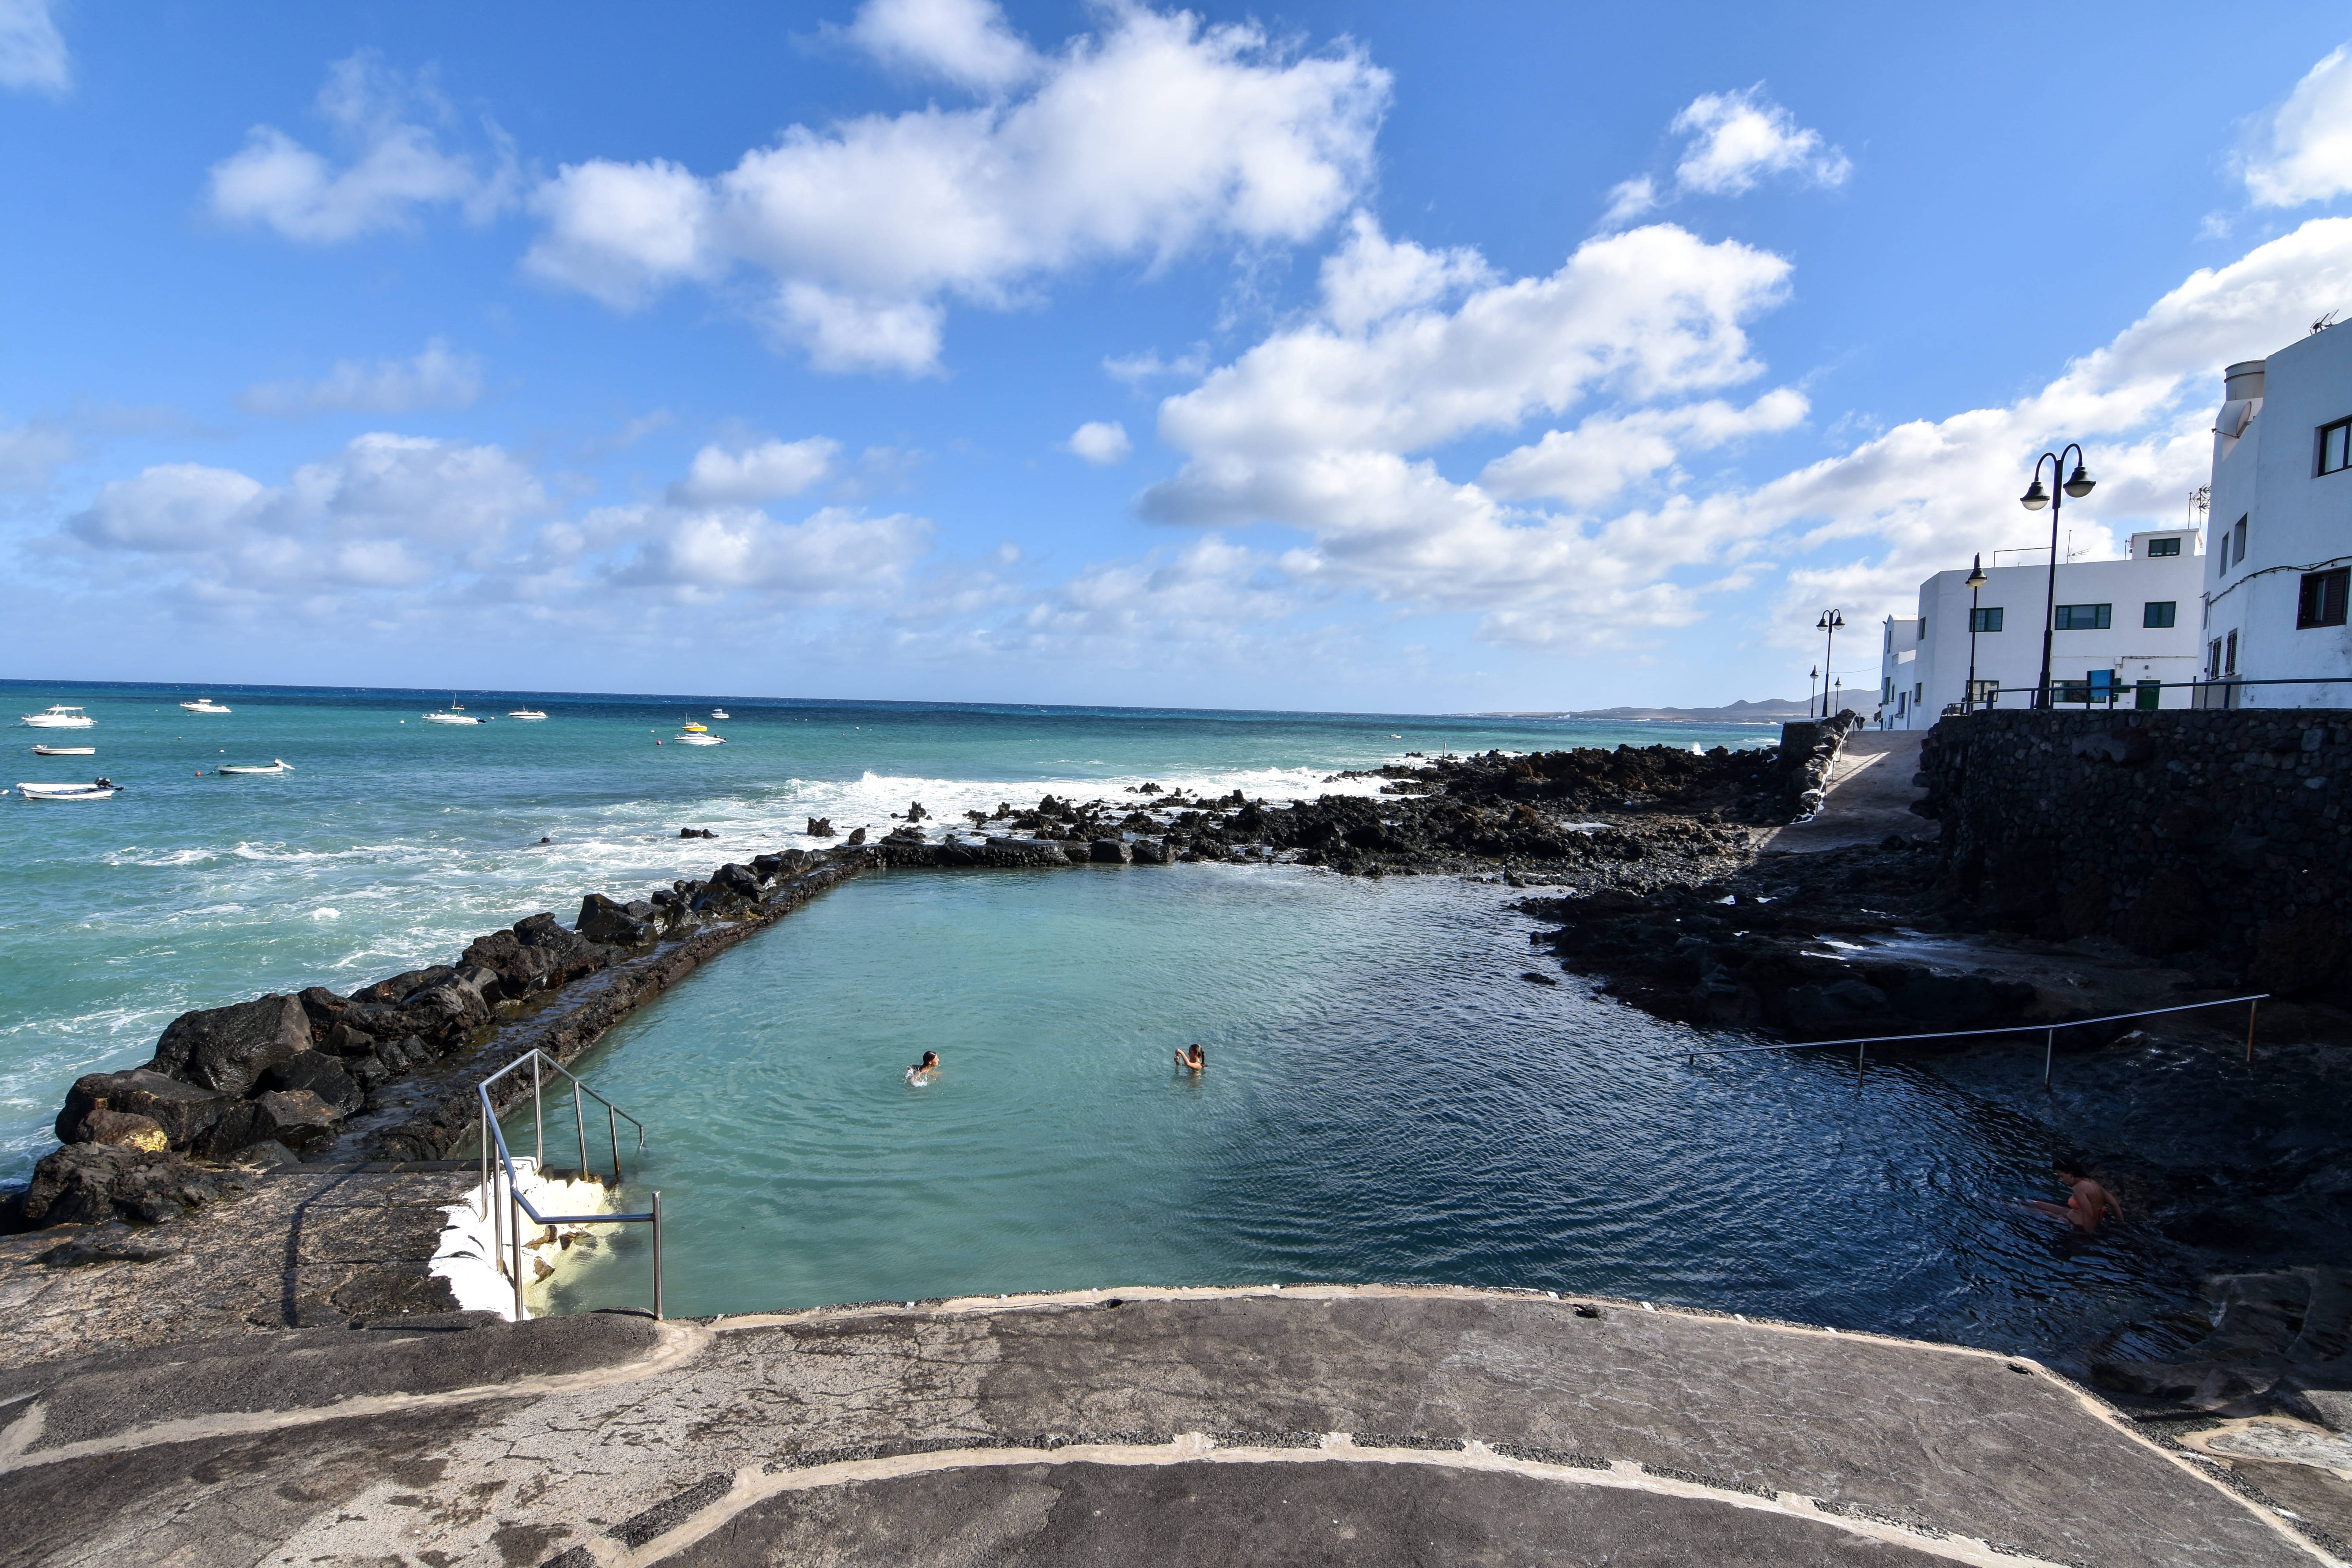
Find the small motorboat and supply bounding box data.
[20,778,119,800]
[32,744,95,756]
[424,710,483,725]
[673,732,726,746]
[508,709,548,721]
[710,709,730,719]
[21,706,94,729]
[179,699,232,714]
[217,760,294,775]
[680,718,710,733]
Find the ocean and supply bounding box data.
[4,680,2197,1357]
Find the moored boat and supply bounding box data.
[424,710,484,725]
[19,778,119,800]
[672,732,726,745]
[508,709,548,721]
[710,709,730,719]
[21,706,94,729]
[217,759,294,775]
[31,744,95,756]
[179,699,232,714]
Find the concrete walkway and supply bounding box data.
[1758,729,1931,854]
[0,1285,2331,1567]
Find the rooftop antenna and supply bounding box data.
[2315,309,2340,334]
[2188,484,2210,529]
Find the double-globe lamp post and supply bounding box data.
[1815,609,1845,718]
[2019,445,2096,707]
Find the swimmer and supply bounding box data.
[2022,1162,2123,1232]
[1173,1043,1205,1073]
[905,1050,939,1085]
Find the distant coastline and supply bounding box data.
[1466,698,1809,725]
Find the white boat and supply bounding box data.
[673,732,726,746]
[32,744,94,756]
[710,709,730,719]
[508,709,548,721]
[21,706,94,729]
[217,760,294,775]
[179,699,232,714]
[20,779,118,800]
[424,710,483,725]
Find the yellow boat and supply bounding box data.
[680,719,709,733]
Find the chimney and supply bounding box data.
[2223,359,2267,401]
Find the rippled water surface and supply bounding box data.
[537,868,2200,1357]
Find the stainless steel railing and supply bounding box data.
[476,1048,663,1321]
[1672,992,2268,1089]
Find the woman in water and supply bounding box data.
[1174,1043,1205,1073]
[906,1050,939,1085]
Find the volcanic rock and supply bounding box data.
[149,993,311,1097]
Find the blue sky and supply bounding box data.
[6,1,2352,712]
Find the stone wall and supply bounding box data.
[1916,709,2352,994]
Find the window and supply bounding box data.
[1967,678,1999,706]
[1969,606,2003,632]
[1914,682,1923,703]
[1882,677,1894,702]
[2218,533,2231,571]
[2054,603,2112,630]
[2299,567,2351,629]
[2208,639,2223,678]
[2147,536,2182,557]
[2320,418,2352,476]
[1919,617,1927,642]
[2225,630,2238,675]
[2232,515,2248,565]
[2143,601,2177,628]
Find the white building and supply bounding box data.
[1874,530,2206,729]
[2203,330,2352,705]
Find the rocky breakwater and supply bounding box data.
[869,729,1842,883]
[1916,708,2352,1001]
[9,850,859,1232]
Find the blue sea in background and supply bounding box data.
[3,678,2197,1357]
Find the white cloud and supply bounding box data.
[612,504,930,600]
[845,0,1039,93]
[525,3,1388,372]
[1104,346,1208,386]
[1477,390,1808,506]
[1317,210,1492,333]
[208,53,519,243]
[1599,86,1846,229]
[1065,420,1132,464]
[668,437,839,505]
[0,0,68,95]
[64,434,546,597]
[1671,86,1849,197]
[2242,45,2352,208]
[239,339,484,418]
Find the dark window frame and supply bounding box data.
[1969,606,2003,632]
[2146,536,2182,557]
[2143,600,2177,629]
[2319,418,2352,476]
[2298,567,2350,629]
[2054,603,2113,631]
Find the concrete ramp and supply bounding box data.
[1758,729,1931,854]
[0,1285,2332,1567]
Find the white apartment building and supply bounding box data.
[2203,329,2352,705]
[1874,530,2206,729]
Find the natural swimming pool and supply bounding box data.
[531,863,2204,1361]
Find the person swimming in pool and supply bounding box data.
[1174,1043,1205,1073]
[906,1050,939,1085]
[2021,1162,2122,1232]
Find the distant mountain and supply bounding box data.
[1561,698,1813,724]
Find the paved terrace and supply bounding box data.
[0,1284,2332,1568]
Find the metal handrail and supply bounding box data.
[476,1047,663,1322]
[1671,992,2268,1090]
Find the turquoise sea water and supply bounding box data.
[4,678,2199,1356]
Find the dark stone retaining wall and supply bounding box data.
[1917,710,2352,994]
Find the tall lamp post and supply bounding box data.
[1809,665,1819,715]
[1964,554,1989,711]
[1815,609,1845,717]
[2019,446,2096,707]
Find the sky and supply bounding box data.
[6,1,2352,713]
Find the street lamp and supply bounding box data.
[1809,665,1819,716]
[1815,609,1845,717]
[2020,445,2095,707]
[1964,554,1989,712]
